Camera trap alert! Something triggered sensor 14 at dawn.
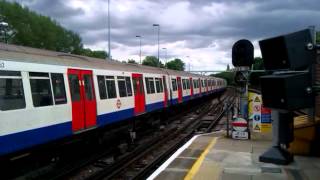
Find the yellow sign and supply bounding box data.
[261,123,272,132]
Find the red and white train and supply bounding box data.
[0,43,226,156]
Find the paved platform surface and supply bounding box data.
[149,131,320,180]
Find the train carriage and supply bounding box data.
[0,43,226,156]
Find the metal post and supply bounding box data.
[153,24,160,67]
[162,48,167,68]
[157,26,160,67]
[308,25,316,122]
[107,0,111,60]
[136,35,142,64]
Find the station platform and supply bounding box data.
[147,131,320,180]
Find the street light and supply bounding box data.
[153,24,160,67]
[136,35,142,64]
[186,56,191,72]
[162,48,167,68]
[107,0,111,60]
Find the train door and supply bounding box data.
[190,77,193,97]
[132,73,146,115]
[163,75,168,107]
[177,77,183,103]
[68,69,97,132]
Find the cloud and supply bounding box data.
[8,0,320,71]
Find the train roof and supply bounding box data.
[0,43,219,79]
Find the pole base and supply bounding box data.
[259,146,293,165]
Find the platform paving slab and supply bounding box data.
[152,131,320,180]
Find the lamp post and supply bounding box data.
[162,48,167,68]
[136,35,142,64]
[153,24,160,67]
[186,56,191,71]
[107,0,111,60]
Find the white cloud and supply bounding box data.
[9,0,320,71]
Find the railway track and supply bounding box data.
[10,90,234,180]
[59,91,236,180]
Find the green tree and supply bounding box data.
[252,57,264,70]
[211,72,234,86]
[317,31,319,43]
[128,59,137,64]
[166,58,185,71]
[0,1,107,59]
[142,56,160,67]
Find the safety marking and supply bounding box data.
[184,137,218,180]
[147,135,200,180]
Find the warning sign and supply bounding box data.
[248,92,272,133]
[253,105,261,112]
[254,124,261,131]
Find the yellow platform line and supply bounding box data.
[184,137,218,180]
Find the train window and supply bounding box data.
[30,72,53,107]
[0,71,26,111]
[171,79,177,91]
[51,73,67,104]
[193,80,197,89]
[201,80,205,87]
[125,77,132,96]
[159,78,163,92]
[155,78,163,93]
[84,75,94,100]
[182,79,187,90]
[186,79,190,89]
[117,76,127,97]
[106,76,117,99]
[97,76,107,99]
[68,74,80,101]
[205,80,208,87]
[145,77,155,94]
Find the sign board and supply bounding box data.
[248,92,272,133]
[232,117,249,139]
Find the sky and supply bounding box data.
[10,0,320,71]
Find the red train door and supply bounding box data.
[68,69,97,132]
[177,77,183,103]
[163,76,168,107]
[132,73,145,115]
[190,77,193,97]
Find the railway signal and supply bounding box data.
[259,28,318,165]
[231,39,254,140]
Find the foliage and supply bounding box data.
[142,56,163,67]
[0,1,107,59]
[211,72,235,86]
[127,59,137,64]
[317,31,320,43]
[165,58,185,71]
[252,57,264,70]
[80,48,108,59]
[226,64,230,71]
